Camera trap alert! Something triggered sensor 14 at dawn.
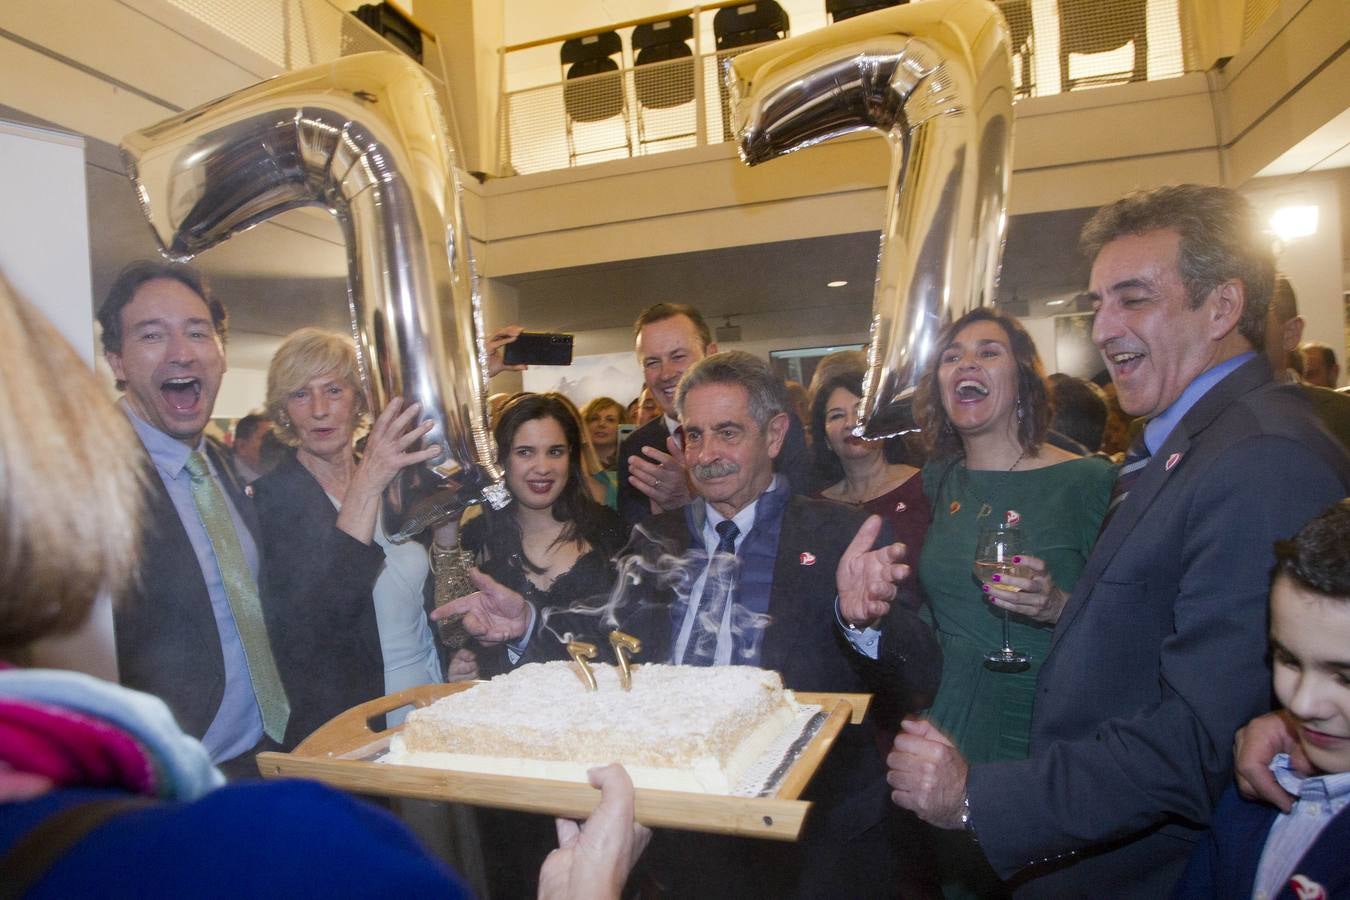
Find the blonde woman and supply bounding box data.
[253,328,462,740]
[581,396,624,508]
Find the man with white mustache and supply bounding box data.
[440,351,940,897]
[886,185,1350,897]
[98,261,287,780]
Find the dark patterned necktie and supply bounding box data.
[1101,432,1150,533]
[681,519,740,666]
[185,451,290,742]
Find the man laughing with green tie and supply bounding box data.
[99,261,289,780]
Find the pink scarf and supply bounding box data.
[0,697,155,798]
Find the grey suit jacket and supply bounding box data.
[968,357,1350,898]
[114,440,261,741]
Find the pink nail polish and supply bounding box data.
[1012,556,1022,564]
[991,574,1001,582]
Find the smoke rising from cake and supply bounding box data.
[537,523,773,662]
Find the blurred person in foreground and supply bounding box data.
[1174,500,1350,899]
[887,184,1350,898]
[0,274,648,897]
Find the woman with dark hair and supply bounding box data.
[810,365,929,595]
[433,393,627,676]
[431,392,627,897]
[911,308,1113,898]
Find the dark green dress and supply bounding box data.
[920,455,1114,764]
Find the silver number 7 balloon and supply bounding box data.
[727,0,1014,438]
[122,52,508,540]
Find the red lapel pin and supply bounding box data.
[1165,452,1182,471]
[799,552,816,566]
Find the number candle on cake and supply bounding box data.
[567,639,599,691]
[609,631,642,691]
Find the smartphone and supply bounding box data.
[617,423,636,444]
[502,331,574,366]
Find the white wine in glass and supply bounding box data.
[974,521,1031,672]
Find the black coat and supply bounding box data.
[252,452,388,749]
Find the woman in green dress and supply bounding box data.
[912,308,1114,897]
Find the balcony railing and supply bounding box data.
[497,0,1194,177]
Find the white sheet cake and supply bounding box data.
[385,661,801,794]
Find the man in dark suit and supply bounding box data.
[1264,275,1350,449]
[1300,341,1341,389]
[887,185,1350,897]
[617,302,810,527]
[443,350,939,897]
[99,261,289,780]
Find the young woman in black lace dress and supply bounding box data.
[431,392,627,679]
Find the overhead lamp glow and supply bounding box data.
[827,280,848,287]
[1270,205,1318,241]
[1045,298,1069,307]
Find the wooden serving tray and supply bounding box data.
[256,682,870,842]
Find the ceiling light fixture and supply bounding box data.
[827,280,848,287]
[715,316,742,343]
[1270,205,1318,241]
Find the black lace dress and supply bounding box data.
[458,507,627,677]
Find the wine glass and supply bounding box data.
[973,521,1031,673]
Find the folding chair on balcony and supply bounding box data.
[825,0,906,24]
[712,1,790,141]
[712,0,790,50]
[632,15,696,153]
[1001,0,1035,98]
[560,30,632,165]
[1058,0,1147,91]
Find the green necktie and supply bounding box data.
[185,451,290,743]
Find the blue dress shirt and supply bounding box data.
[122,402,264,762]
[1143,352,1256,455]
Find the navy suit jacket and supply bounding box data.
[968,357,1350,898]
[616,413,813,527]
[1173,785,1350,899]
[114,440,261,741]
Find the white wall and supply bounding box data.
[0,118,119,678]
[0,119,94,362]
